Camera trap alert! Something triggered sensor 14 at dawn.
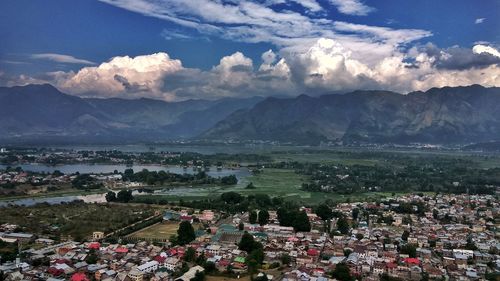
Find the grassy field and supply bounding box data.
[128,222,180,239]
[134,167,431,204]
[0,202,158,241]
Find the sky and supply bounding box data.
[0,0,499,101]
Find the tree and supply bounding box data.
[105,191,116,202]
[190,270,205,281]
[294,211,311,232]
[331,263,354,281]
[177,221,196,245]
[246,248,264,273]
[249,210,258,224]
[280,253,291,266]
[116,189,133,203]
[400,244,417,258]
[315,204,333,221]
[85,250,98,264]
[238,221,244,231]
[401,230,410,241]
[352,208,359,220]
[203,261,216,273]
[245,182,256,189]
[258,210,269,226]
[356,233,364,240]
[184,247,196,262]
[336,217,350,235]
[238,232,258,253]
[220,192,242,204]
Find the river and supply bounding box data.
[0,163,250,207]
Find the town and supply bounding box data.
[0,192,498,281]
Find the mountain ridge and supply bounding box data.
[201,84,500,145]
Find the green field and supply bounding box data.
[0,202,157,241]
[128,222,180,239]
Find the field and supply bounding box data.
[128,222,180,240]
[0,202,158,241]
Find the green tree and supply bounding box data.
[105,191,116,202]
[258,210,269,226]
[400,244,417,258]
[190,270,205,281]
[315,204,333,221]
[177,221,196,245]
[294,211,311,232]
[249,210,258,224]
[331,263,354,281]
[238,221,244,231]
[336,217,350,235]
[238,232,258,253]
[116,189,133,203]
[401,230,410,242]
[184,247,196,262]
[280,253,291,266]
[85,250,98,264]
[352,208,359,220]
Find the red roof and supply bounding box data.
[115,247,128,253]
[386,262,397,269]
[154,255,166,263]
[403,258,420,265]
[88,242,100,249]
[307,249,320,256]
[180,215,193,221]
[71,272,90,281]
[218,259,230,266]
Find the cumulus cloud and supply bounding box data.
[415,43,500,70]
[473,44,500,58]
[54,52,183,100]
[32,40,496,101]
[4,1,498,100]
[31,53,95,65]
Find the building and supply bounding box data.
[175,266,204,281]
[137,260,159,273]
[92,232,105,241]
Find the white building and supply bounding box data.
[137,260,159,273]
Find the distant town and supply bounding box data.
[0,193,498,281]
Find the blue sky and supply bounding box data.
[0,0,499,100]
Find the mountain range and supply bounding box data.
[0,84,263,143]
[1,84,499,145]
[202,85,500,145]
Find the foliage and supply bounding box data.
[336,217,350,235]
[258,210,269,226]
[315,203,333,221]
[177,221,196,246]
[249,211,258,224]
[330,263,354,281]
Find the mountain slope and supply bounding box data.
[0,84,263,143]
[202,85,500,144]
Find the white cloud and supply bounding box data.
[475,18,485,24]
[31,53,95,65]
[329,0,375,16]
[55,53,183,100]
[473,44,500,58]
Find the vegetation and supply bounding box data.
[177,221,196,245]
[0,202,157,241]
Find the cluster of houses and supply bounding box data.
[0,193,498,281]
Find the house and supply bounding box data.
[127,269,144,281]
[137,260,159,273]
[163,257,181,271]
[175,265,204,281]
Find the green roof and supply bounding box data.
[234,257,246,263]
